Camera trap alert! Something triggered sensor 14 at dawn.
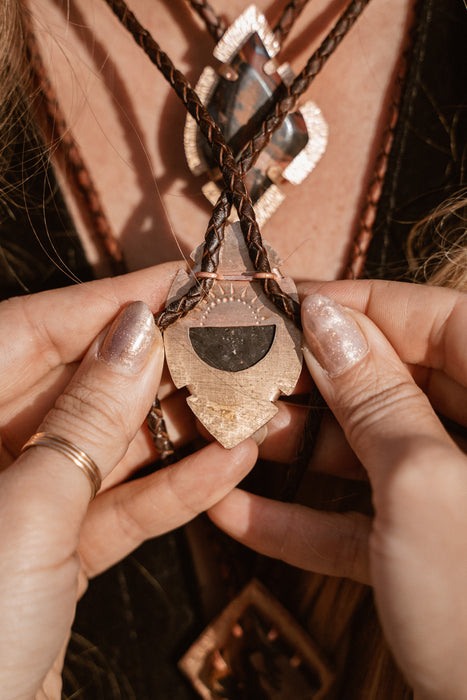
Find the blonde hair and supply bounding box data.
[0,3,464,698]
[0,0,42,209]
[408,190,467,291]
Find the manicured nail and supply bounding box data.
[252,424,268,446]
[301,294,368,378]
[98,301,160,373]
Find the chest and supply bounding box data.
[31,0,414,279]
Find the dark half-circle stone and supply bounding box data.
[189,325,276,372]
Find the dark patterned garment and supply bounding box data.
[0,1,465,698]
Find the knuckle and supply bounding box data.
[339,374,424,449]
[166,465,199,519]
[49,377,133,446]
[16,295,62,369]
[114,494,147,547]
[373,439,465,518]
[339,512,369,581]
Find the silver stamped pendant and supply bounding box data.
[184,5,328,227]
[163,222,302,449]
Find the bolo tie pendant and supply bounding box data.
[184,4,328,226]
[163,223,302,449]
[163,4,327,448]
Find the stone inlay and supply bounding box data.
[184,5,328,225]
[189,324,276,372]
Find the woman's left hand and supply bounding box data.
[0,265,258,699]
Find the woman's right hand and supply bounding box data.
[210,280,467,700]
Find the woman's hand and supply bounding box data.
[0,265,258,700]
[209,280,467,700]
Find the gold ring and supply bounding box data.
[21,432,102,500]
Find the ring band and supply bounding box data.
[21,432,102,500]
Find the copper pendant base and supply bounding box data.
[163,222,302,449]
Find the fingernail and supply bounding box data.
[302,294,368,378]
[98,301,160,373]
[252,424,268,446]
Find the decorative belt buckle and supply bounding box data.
[184,5,328,226]
[179,579,334,698]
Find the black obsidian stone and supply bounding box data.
[189,325,276,372]
[201,33,308,201]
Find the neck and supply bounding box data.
[29,0,415,279]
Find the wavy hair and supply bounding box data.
[407,190,467,291]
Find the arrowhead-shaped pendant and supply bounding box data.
[184,5,328,226]
[163,222,302,449]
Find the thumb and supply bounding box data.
[9,301,163,520]
[301,293,457,493]
[0,301,163,698]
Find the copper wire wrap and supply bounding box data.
[194,270,280,281]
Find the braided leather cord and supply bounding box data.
[184,0,373,320]
[186,0,227,41]
[157,0,372,329]
[104,0,301,328]
[237,0,372,177]
[273,0,311,43]
[345,32,411,279]
[147,397,176,461]
[24,24,126,276]
[186,0,311,46]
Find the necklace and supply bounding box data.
[26,0,409,453]
[24,1,416,695]
[100,0,375,450]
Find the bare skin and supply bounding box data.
[0,267,259,700]
[30,0,413,279]
[3,3,466,699]
[0,275,466,699]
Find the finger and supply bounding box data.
[300,294,464,495]
[2,378,198,487]
[411,365,467,428]
[100,388,199,490]
[259,405,365,480]
[9,301,164,519]
[208,489,371,583]
[298,279,467,389]
[79,440,258,577]
[0,363,78,453]
[0,261,181,404]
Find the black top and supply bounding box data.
[0,1,465,698]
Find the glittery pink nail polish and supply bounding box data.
[301,294,368,378]
[98,301,159,373]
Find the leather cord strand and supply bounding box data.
[237,0,372,177]
[103,0,301,328]
[186,0,227,41]
[24,21,126,276]
[186,0,312,46]
[273,0,311,44]
[191,0,373,314]
[157,0,372,330]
